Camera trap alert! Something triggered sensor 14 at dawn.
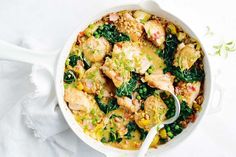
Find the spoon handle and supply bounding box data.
[137,124,164,157]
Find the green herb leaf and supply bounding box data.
[116,73,139,97]
[213,41,236,57]
[205,26,214,36]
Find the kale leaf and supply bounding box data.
[68,55,79,67]
[109,131,122,143]
[164,64,205,82]
[116,73,138,97]
[124,121,148,140]
[158,33,179,66]
[94,24,130,44]
[68,54,91,70]
[164,101,193,137]
[124,121,137,139]
[64,70,76,84]
[95,96,119,114]
[79,54,91,70]
[138,128,148,141]
[178,101,193,121]
[157,33,204,82]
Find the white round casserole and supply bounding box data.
[0,0,212,156]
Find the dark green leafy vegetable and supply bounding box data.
[164,101,193,137]
[164,64,205,83]
[69,55,79,67]
[64,70,76,84]
[95,96,119,114]
[157,33,204,82]
[101,137,107,143]
[124,121,137,139]
[160,92,176,119]
[94,24,130,44]
[138,128,148,141]
[124,121,148,140]
[109,131,122,143]
[140,103,144,110]
[67,54,91,70]
[136,83,155,100]
[116,73,138,97]
[78,54,91,70]
[158,33,179,66]
[110,114,122,119]
[178,101,193,121]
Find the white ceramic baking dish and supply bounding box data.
[0,0,220,156]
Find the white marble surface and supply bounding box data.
[0,0,236,157]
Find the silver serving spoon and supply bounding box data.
[137,90,181,157]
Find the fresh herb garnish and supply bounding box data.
[94,24,130,44]
[205,26,214,37]
[116,73,139,97]
[213,41,236,57]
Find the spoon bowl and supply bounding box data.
[137,90,181,157]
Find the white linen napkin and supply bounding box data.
[19,36,69,140]
[0,36,104,157]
